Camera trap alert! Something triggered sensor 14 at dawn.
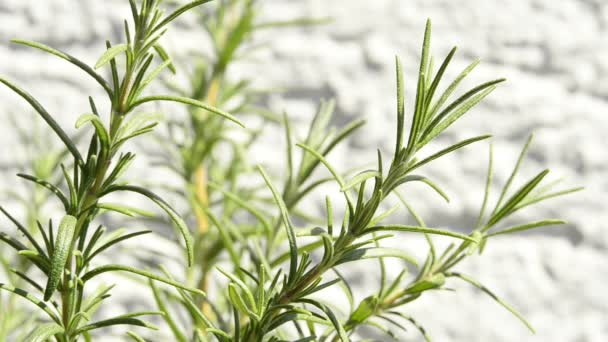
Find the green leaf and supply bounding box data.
[420,81,502,146]
[284,112,295,183]
[0,77,84,166]
[96,203,155,217]
[81,264,204,295]
[341,170,380,192]
[152,0,214,34]
[406,19,432,150]
[258,166,298,284]
[492,134,533,213]
[336,247,418,267]
[94,43,128,69]
[153,44,176,74]
[394,56,405,161]
[348,295,378,325]
[126,331,147,342]
[404,273,446,294]
[100,185,193,266]
[486,169,549,227]
[27,323,64,342]
[17,173,69,210]
[129,95,243,127]
[298,298,349,342]
[0,206,46,258]
[228,283,258,320]
[10,39,112,96]
[296,143,346,189]
[85,230,152,264]
[135,59,173,98]
[427,58,480,121]
[388,175,449,202]
[487,219,566,237]
[475,143,494,228]
[76,114,110,154]
[0,284,61,324]
[424,46,457,112]
[149,279,187,342]
[364,225,476,242]
[408,135,491,171]
[0,232,28,252]
[72,312,162,335]
[447,272,535,333]
[44,215,77,301]
[386,312,431,342]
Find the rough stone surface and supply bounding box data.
[0,1,606,341]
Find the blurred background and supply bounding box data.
[0,0,606,341]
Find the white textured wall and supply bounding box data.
[0,1,607,341]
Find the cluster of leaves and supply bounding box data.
[143,10,580,342]
[0,1,581,342]
[0,1,241,341]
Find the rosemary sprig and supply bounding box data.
[0,1,239,340]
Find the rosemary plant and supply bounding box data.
[0,1,241,340]
[0,1,581,341]
[0,114,68,340]
[145,15,579,342]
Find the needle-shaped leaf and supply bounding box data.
[17,173,69,210]
[152,1,214,34]
[426,59,480,120]
[0,284,61,324]
[386,312,431,342]
[420,81,503,147]
[85,230,152,264]
[298,298,349,342]
[10,39,112,96]
[364,225,476,242]
[408,134,491,171]
[153,44,176,74]
[424,46,457,112]
[0,232,28,252]
[475,143,494,228]
[258,166,298,284]
[492,134,534,214]
[347,295,378,326]
[134,59,174,98]
[336,247,418,267]
[72,312,162,335]
[487,219,566,237]
[149,279,187,342]
[76,114,110,154]
[0,77,84,166]
[0,206,46,258]
[446,272,535,333]
[129,95,243,127]
[27,323,64,342]
[407,19,432,149]
[95,43,128,69]
[387,175,449,202]
[296,143,346,189]
[81,265,204,295]
[126,331,147,342]
[394,56,405,161]
[486,169,549,228]
[100,185,193,266]
[341,170,380,192]
[44,215,76,301]
[96,203,155,217]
